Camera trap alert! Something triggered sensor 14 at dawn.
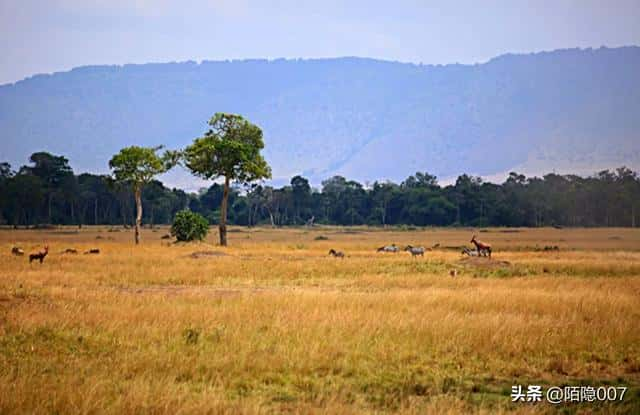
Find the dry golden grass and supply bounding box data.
[1,226,639,414]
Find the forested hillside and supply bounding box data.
[1,47,639,187]
[1,152,639,228]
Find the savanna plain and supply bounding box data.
[0,226,639,414]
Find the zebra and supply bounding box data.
[328,249,345,259]
[377,244,399,253]
[461,247,480,257]
[404,245,425,257]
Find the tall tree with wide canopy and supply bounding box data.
[184,113,271,246]
[109,146,177,244]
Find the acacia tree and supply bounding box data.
[184,113,271,246]
[109,146,177,244]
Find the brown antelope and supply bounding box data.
[84,248,100,255]
[29,246,49,263]
[328,249,345,259]
[470,235,491,257]
[11,246,24,256]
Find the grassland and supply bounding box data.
[1,226,639,414]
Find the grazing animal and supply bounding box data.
[11,246,24,256]
[84,248,100,255]
[404,245,425,257]
[377,244,399,253]
[63,248,78,254]
[29,246,49,263]
[470,235,492,257]
[461,247,479,257]
[328,249,345,259]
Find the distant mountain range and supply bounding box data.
[1,46,639,190]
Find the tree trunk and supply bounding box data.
[268,210,275,227]
[94,197,99,225]
[48,193,53,223]
[219,176,230,246]
[134,185,142,245]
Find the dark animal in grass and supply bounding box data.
[404,245,425,256]
[11,246,24,256]
[377,244,399,253]
[84,248,100,255]
[470,235,492,257]
[29,246,49,263]
[328,249,345,258]
[63,248,78,254]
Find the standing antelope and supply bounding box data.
[11,246,24,256]
[404,245,425,257]
[328,249,345,259]
[470,235,491,257]
[29,246,49,263]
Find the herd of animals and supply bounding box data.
[10,245,100,263]
[328,235,492,259]
[10,234,493,264]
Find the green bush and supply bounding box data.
[171,210,209,242]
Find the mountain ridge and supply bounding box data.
[1,46,639,190]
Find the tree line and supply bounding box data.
[2,154,639,230]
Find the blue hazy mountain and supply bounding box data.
[1,46,639,188]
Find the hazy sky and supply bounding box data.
[1,0,639,85]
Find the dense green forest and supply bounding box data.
[1,152,639,228]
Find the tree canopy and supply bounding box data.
[184,113,271,183]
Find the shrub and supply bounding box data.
[171,210,209,242]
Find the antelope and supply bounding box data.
[63,248,78,254]
[11,246,24,256]
[328,249,345,259]
[470,235,492,257]
[404,245,425,257]
[84,248,100,255]
[377,244,399,253]
[29,246,49,263]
